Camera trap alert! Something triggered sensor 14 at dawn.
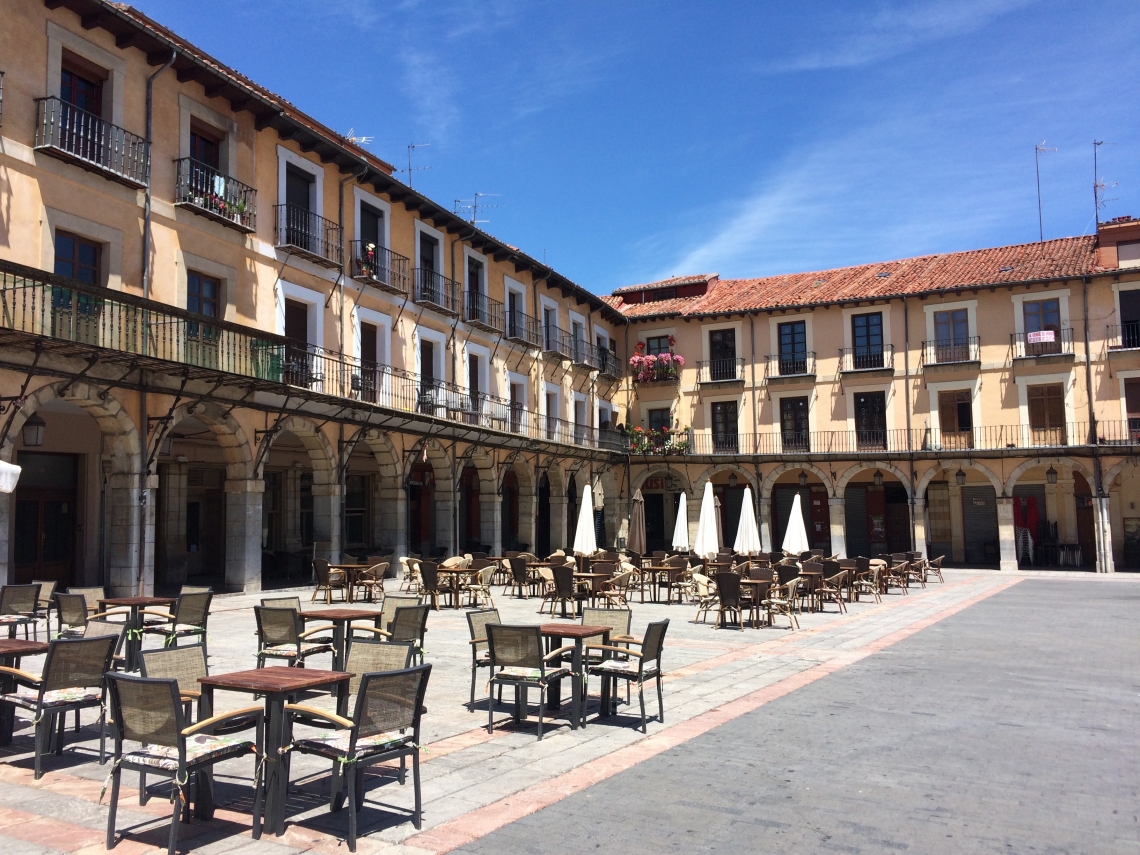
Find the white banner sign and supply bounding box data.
[1027,330,1055,343]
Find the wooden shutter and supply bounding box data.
[938,391,960,432]
[1126,379,1140,416]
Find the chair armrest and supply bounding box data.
[610,634,639,644]
[283,703,353,729]
[180,690,201,701]
[298,626,335,639]
[139,609,176,621]
[88,610,129,621]
[349,626,391,638]
[182,704,264,736]
[469,638,487,645]
[585,645,643,657]
[543,645,575,660]
[0,665,41,684]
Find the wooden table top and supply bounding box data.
[300,608,379,621]
[330,564,372,570]
[573,572,610,578]
[200,666,351,694]
[0,639,49,657]
[540,623,611,638]
[99,596,176,607]
[437,566,473,574]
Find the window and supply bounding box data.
[852,312,884,369]
[466,257,485,323]
[343,474,369,547]
[646,288,676,302]
[1023,298,1061,355]
[284,299,312,387]
[189,126,221,169]
[1126,378,1140,438]
[58,58,108,166]
[360,204,383,249]
[599,405,612,431]
[574,399,588,444]
[54,231,100,285]
[1119,291,1140,349]
[187,272,219,318]
[645,335,671,356]
[467,256,483,295]
[509,382,524,433]
[358,322,379,403]
[933,309,970,362]
[709,329,737,380]
[60,62,102,115]
[283,166,315,251]
[285,165,312,211]
[571,321,585,362]
[418,233,439,272]
[780,396,809,450]
[262,471,281,549]
[546,391,558,439]
[711,401,738,452]
[1027,383,1066,445]
[648,408,670,431]
[778,321,807,375]
[937,389,973,449]
[854,391,887,449]
[467,354,482,421]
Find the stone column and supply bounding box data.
[912,497,928,558]
[828,498,846,559]
[948,482,965,563]
[997,496,1018,572]
[482,493,501,555]
[106,472,156,596]
[225,478,264,592]
[312,482,341,562]
[759,497,772,553]
[1058,472,1078,542]
[550,494,567,551]
[1095,494,1116,573]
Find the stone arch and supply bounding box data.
[1103,458,1135,491]
[630,466,693,496]
[536,462,566,553]
[356,430,402,554]
[692,463,760,497]
[500,454,536,553]
[157,401,255,480]
[760,462,835,500]
[1003,455,1094,496]
[835,461,913,497]
[915,459,1003,497]
[258,415,337,484]
[403,438,455,554]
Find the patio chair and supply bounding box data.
[399,557,421,593]
[505,557,532,599]
[284,665,432,850]
[851,561,882,603]
[486,624,575,740]
[713,571,743,629]
[32,580,57,631]
[883,562,910,595]
[140,644,246,725]
[104,672,264,855]
[0,585,42,639]
[54,592,91,638]
[463,567,496,609]
[598,570,635,608]
[466,608,500,710]
[0,635,117,777]
[180,585,212,594]
[261,596,335,643]
[352,563,388,603]
[253,606,334,668]
[818,568,848,613]
[927,554,945,583]
[902,559,927,589]
[312,559,349,604]
[541,565,583,617]
[142,591,213,658]
[68,586,107,616]
[351,605,430,665]
[587,618,669,733]
[418,561,456,610]
[763,576,800,630]
[84,619,128,671]
[691,573,717,624]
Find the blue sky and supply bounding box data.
[136,0,1140,293]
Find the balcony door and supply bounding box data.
[507,291,522,338]
[186,271,220,369]
[933,309,969,362]
[1023,299,1061,355]
[937,389,973,449]
[854,391,887,449]
[1121,291,1140,348]
[59,61,105,164]
[780,396,809,450]
[852,312,883,369]
[284,166,314,250]
[284,299,311,387]
[1127,378,1140,440]
[467,257,485,323]
[709,329,736,380]
[778,321,806,375]
[1027,383,1066,445]
[359,322,378,402]
[712,400,738,452]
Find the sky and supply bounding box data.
[134,0,1140,294]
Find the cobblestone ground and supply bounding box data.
[0,569,1133,855]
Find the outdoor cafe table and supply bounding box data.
[436,566,474,609]
[638,566,680,604]
[198,666,351,837]
[329,564,371,602]
[540,623,610,729]
[740,579,771,628]
[299,607,379,670]
[0,639,48,745]
[98,596,176,671]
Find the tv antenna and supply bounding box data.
[453,192,500,226]
[401,143,431,190]
[344,128,374,147]
[1093,140,1118,225]
[1034,141,1056,242]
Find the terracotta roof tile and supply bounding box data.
[616,295,707,318]
[612,273,718,295]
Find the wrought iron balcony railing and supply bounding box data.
[1011,328,1073,358]
[1107,323,1140,351]
[174,158,256,233]
[596,348,622,378]
[543,325,573,359]
[465,291,504,333]
[921,337,980,366]
[697,358,745,383]
[413,268,460,315]
[767,352,816,377]
[350,242,411,296]
[839,344,894,372]
[632,358,682,384]
[34,96,149,188]
[504,308,541,348]
[273,204,343,268]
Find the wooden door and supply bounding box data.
[643,493,666,554]
[13,491,76,586]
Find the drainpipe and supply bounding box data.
[1083,276,1111,571]
[902,295,916,551]
[136,49,175,596]
[748,313,759,454]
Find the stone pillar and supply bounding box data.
[1058,472,1078,542]
[912,497,928,558]
[759,497,772,553]
[1095,495,1116,573]
[106,472,156,596]
[483,493,501,555]
[225,478,264,592]
[374,478,404,556]
[997,496,1018,572]
[550,494,567,551]
[604,493,622,551]
[0,494,10,584]
[948,482,965,563]
[312,482,341,563]
[828,498,846,559]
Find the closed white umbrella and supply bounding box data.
[734,486,762,556]
[671,492,690,552]
[781,492,811,554]
[572,483,597,557]
[693,481,720,559]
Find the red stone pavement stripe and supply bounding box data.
[405,576,1023,854]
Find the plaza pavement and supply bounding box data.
[0,569,1134,855]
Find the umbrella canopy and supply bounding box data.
[628,489,647,555]
[781,493,811,554]
[671,492,690,552]
[733,486,762,556]
[693,481,720,559]
[572,483,597,557]
[714,494,724,550]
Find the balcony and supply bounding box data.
[766,352,816,381]
[34,96,148,188]
[627,427,691,455]
[631,354,682,385]
[596,348,622,379]
[1107,323,1140,351]
[569,338,592,368]
[1011,328,1073,360]
[839,344,894,373]
[504,308,541,348]
[274,204,343,268]
[697,358,745,384]
[921,337,980,366]
[174,158,256,233]
[542,325,573,359]
[465,291,504,333]
[413,268,460,315]
[350,242,410,296]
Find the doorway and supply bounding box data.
[408,463,435,554]
[536,474,551,556]
[13,452,77,587]
[643,493,666,554]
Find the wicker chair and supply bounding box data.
[260,596,335,643]
[713,571,742,629]
[142,592,213,658]
[581,607,634,672]
[691,573,717,624]
[54,592,90,638]
[351,605,430,665]
[466,608,500,710]
[541,565,582,617]
[253,606,334,668]
[586,618,669,733]
[486,624,575,740]
[818,568,848,613]
[927,554,945,583]
[505,557,531,599]
[903,558,927,589]
[104,672,264,855]
[140,644,214,722]
[284,664,431,850]
[851,560,882,603]
[763,577,800,630]
[883,562,910,595]
[0,585,42,639]
[344,639,415,691]
[598,570,634,608]
[417,561,455,610]
[463,567,496,609]
[312,559,349,604]
[180,585,212,594]
[0,635,117,777]
[399,557,421,593]
[351,563,388,603]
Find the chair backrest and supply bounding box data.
[363,562,388,580]
[0,584,40,615]
[473,567,494,587]
[692,572,710,596]
[254,606,301,647]
[486,624,543,670]
[822,559,841,576]
[55,593,89,629]
[43,635,117,693]
[826,568,847,587]
[581,606,631,639]
[651,551,667,561]
[609,570,634,591]
[801,561,823,574]
[640,618,669,663]
[106,672,185,750]
[418,561,440,592]
[467,608,500,657]
[929,555,944,569]
[68,587,106,612]
[769,552,785,564]
[855,556,870,575]
[389,605,429,645]
[715,571,740,605]
[354,664,431,742]
[173,591,212,628]
[552,565,576,598]
[891,553,908,563]
[180,585,212,594]
[749,565,775,582]
[140,644,207,698]
[345,639,415,695]
[379,595,420,632]
[775,564,797,586]
[261,596,302,611]
[312,558,331,584]
[84,619,127,655]
[538,567,555,587]
[590,561,615,579]
[508,557,528,586]
[33,580,57,605]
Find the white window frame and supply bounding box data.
[1116,369,1140,420]
[179,93,238,176]
[597,399,613,429]
[638,326,677,349]
[569,310,587,343]
[414,221,445,271]
[353,187,391,249]
[353,306,392,367]
[925,377,983,437]
[277,280,324,351]
[464,341,492,395]
[769,313,814,359]
[506,370,528,403]
[178,251,236,323]
[770,388,816,453]
[593,323,610,352]
[276,145,324,216]
[463,246,488,297]
[505,276,527,322]
[844,381,895,435]
[413,325,447,381]
[1015,370,1076,432]
[841,305,892,351]
[572,391,589,426]
[1111,280,1140,327]
[1011,288,1070,335]
[543,383,561,419]
[47,22,126,126]
[922,298,978,344]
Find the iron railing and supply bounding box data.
[921,337,980,365]
[839,344,894,372]
[274,204,342,267]
[596,348,622,378]
[1011,328,1073,358]
[413,268,460,315]
[569,338,593,367]
[1106,323,1140,351]
[174,158,256,232]
[34,96,149,187]
[632,358,682,384]
[697,358,745,383]
[465,291,505,332]
[543,325,573,359]
[350,241,410,296]
[505,308,542,347]
[767,352,816,377]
